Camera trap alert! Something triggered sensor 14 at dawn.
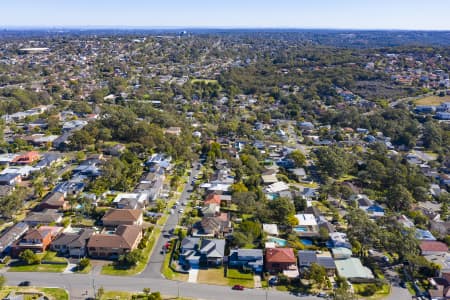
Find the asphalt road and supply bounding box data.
[139,162,201,279]
[2,161,318,300]
[4,271,319,300]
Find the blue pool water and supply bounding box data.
[300,239,313,246]
[268,236,287,247]
[293,226,307,232]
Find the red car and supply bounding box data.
[232,285,244,291]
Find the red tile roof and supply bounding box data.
[265,248,296,263]
[420,241,448,253]
[205,193,221,205]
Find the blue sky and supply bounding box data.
[2,0,450,30]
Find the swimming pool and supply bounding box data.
[293,226,307,232]
[266,193,279,201]
[268,236,287,247]
[300,239,313,246]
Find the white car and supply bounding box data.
[178,208,184,213]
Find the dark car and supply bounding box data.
[18,281,30,286]
[232,285,244,290]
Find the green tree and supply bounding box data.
[315,146,354,178]
[19,249,40,265]
[386,184,414,212]
[118,249,143,267]
[78,258,90,270]
[293,196,307,212]
[232,191,257,214]
[268,197,295,224]
[308,263,327,288]
[346,209,378,257]
[288,150,306,168]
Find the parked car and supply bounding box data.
[232,285,244,290]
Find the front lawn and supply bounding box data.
[197,267,255,288]
[75,263,92,274]
[197,267,228,285]
[8,251,68,273]
[353,283,390,300]
[227,268,254,288]
[41,251,67,263]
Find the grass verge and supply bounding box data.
[8,263,67,273]
[0,287,69,300]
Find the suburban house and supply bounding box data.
[334,257,375,282]
[198,239,226,267]
[39,191,68,211]
[365,203,385,218]
[289,168,307,181]
[51,228,94,257]
[87,225,142,259]
[101,209,143,227]
[293,214,319,237]
[201,203,221,217]
[328,232,352,249]
[331,247,353,260]
[12,226,63,256]
[0,173,21,186]
[192,213,232,238]
[265,247,299,278]
[180,237,225,268]
[297,250,336,276]
[420,241,449,256]
[263,224,279,236]
[0,222,29,256]
[228,249,264,273]
[112,193,148,209]
[204,193,221,205]
[11,151,40,165]
[23,209,63,227]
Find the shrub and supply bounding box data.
[19,249,40,265]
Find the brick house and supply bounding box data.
[101,209,143,227]
[265,247,299,277]
[13,226,63,256]
[11,151,40,165]
[87,225,142,259]
[39,192,69,211]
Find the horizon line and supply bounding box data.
[1,25,450,32]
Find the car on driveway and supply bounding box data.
[232,285,244,290]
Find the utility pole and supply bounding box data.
[92,278,96,299]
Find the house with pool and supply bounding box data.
[293,214,319,237]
